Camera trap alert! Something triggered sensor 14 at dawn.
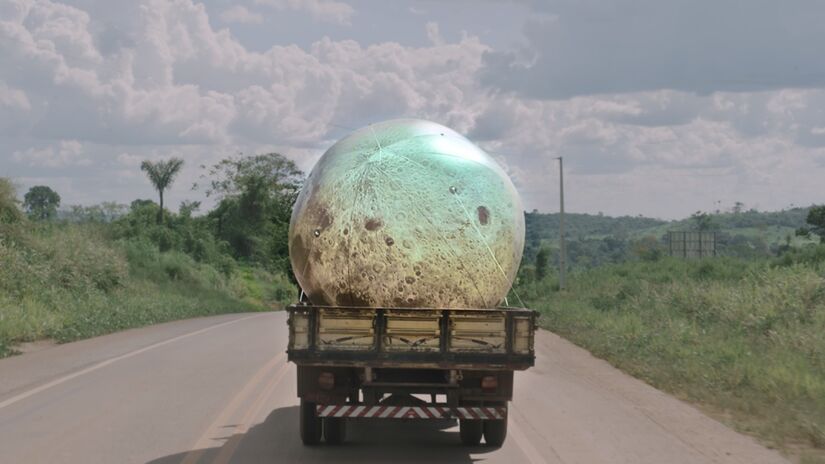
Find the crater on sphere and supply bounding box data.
[288,119,525,309]
[365,218,383,231]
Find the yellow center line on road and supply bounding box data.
[0,314,269,412]
[208,361,293,464]
[179,350,286,464]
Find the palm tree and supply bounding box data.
[140,158,184,224]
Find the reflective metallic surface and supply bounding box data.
[289,119,525,309]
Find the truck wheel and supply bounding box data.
[459,420,483,445]
[300,400,322,445]
[483,419,507,447]
[324,417,346,445]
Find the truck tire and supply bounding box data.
[324,417,346,445]
[459,420,483,446]
[483,419,507,447]
[300,400,322,445]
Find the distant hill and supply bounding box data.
[525,211,667,243]
[522,207,815,270]
[666,208,809,231]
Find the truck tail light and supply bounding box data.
[481,375,498,392]
[318,372,335,390]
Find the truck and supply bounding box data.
[286,300,537,446]
[285,119,537,446]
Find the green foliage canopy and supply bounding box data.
[200,152,303,202]
[23,185,60,221]
[0,178,22,224]
[140,158,184,224]
[67,202,128,223]
[534,247,549,280]
[690,211,718,231]
[110,198,234,275]
[197,153,304,273]
[805,205,825,243]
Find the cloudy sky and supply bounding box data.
[2,0,824,219]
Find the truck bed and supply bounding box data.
[287,304,537,370]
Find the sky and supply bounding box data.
[1,0,824,219]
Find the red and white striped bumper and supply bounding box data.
[316,404,507,420]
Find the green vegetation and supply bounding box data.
[140,158,184,224]
[797,205,825,243]
[4,161,825,460]
[0,222,248,351]
[23,185,61,220]
[523,206,817,272]
[514,249,825,459]
[0,153,300,357]
[197,152,303,275]
[0,179,22,224]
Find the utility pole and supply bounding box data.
[557,157,566,290]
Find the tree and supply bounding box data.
[140,158,184,224]
[130,199,156,211]
[805,205,825,243]
[535,247,549,280]
[198,153,303,203]
[197,153,304,272]
[23,185,60,220]
[690,211,717,231]
[179,200,201,219]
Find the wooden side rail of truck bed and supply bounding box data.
[286,304,537,370]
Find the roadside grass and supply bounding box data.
[50,278,260,343]
[0,222,295,357]
[229,266,296,309]
[801,452,825,464]
[515,254,825,459]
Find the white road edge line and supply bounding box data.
[0,314,267,411]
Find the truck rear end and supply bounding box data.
[287,303,537,446]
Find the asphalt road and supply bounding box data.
[0,312,789,464]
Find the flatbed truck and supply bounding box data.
[286,302,537,446]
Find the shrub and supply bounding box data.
[0,221,288,354]
[773,244,825,268]
[0,178,23,224]
[39,226,129,293]
[229,266,296,309]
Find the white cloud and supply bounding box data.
[0,79,31,133]
[1,0,824,219]
[116,151,142,166]
[253,0,353,25]
[219,5,263,24]
[0,80,31,111]
[13,140,90,167]
[425,22,443,46]
[1,0,490,148]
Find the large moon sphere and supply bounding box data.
[289,119,525,309]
